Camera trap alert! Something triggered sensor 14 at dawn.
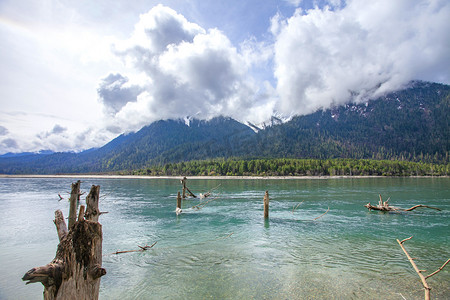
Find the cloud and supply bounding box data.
[50,124,67,135]
[101,4,273,133]
[0,138,18,150]
[114,4,205,58]
[97,73,144,114]
[103,1,450,134]
[272,0,450,115]
[37,124,68,139]
[0,126,9,136]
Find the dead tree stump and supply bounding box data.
[22,183,106,300]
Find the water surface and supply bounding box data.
[0,177,448,299]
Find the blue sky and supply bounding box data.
[0,0,449,154]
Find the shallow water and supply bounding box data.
[0,177,448,299]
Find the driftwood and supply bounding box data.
[291,201,329,221]
[192,194,221,210]
[199,184,221,199]
[112,242,157,255]
[181,177,196,198]
[177,182,222,213]
[397,236,450,300]
[365,195,441,212]
[23,183,106,300]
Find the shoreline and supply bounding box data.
[0,174,447,180]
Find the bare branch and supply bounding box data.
[425,258,450,279]
[400,236,413,244]
[404,205,441,211]
[397,237,431,300]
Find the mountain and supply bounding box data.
[0,81,448,174]
[0,150,55,158]
[250,81,449,161]
[0,117,255,174]
[93,116,255,170]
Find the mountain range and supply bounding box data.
[1,81,448,174]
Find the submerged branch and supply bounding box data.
[312,207,330,221]
[112,241,157,255]
[192,195,221,210]
[292,200,304,213]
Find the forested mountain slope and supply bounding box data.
[0,81,448,174]
[250,81,449,162]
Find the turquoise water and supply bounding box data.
[0,177,448,299]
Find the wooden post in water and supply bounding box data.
[177,191,182,209]
[180,177,196,199]
[176,191,182,215]
[68,180,81,228]
[23,183,106,300]
[181,177,187,199]
[264,190,269,219]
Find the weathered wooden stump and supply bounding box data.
[176,191,182,215]
[264,190,269,219]
[22,183,105,300]
[181,177,196,199]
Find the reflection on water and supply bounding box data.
[0,177,448,299]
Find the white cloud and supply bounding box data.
[272,0,450,115]
[101,4,274,134]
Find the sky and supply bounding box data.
[0,0,449,154]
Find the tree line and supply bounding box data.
[128,158,448,177]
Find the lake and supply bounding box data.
[0,177,448,299]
